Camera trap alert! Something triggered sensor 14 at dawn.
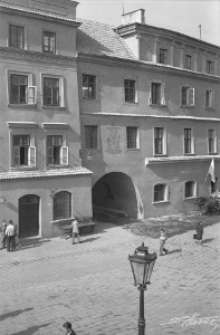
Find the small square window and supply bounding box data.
[154,184,168,202]
[82,75,96,99]
[124,79,136,103]
[9,25,24,49]
[126,127,139,149]
[185,181,196,198]
[84,126,98,149]
[43,31,56,54]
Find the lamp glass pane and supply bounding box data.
[131,260,145,285]
[144,260,156,284]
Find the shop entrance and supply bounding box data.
[19,195,39,238]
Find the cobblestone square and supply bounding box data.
[0,221,219,335]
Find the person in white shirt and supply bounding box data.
[71,218,81,245]
[5,220,15,252]
[159,228,169,256]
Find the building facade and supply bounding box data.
[77,10,220,219]
[0,0,92,238]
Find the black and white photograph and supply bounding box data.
[0,0,219,334]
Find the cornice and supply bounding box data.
[0,47,77,67]
[0,4,81,28]
[77,54,220,83]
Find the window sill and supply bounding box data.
[180,105,194,108]
[152,200,170,205]
[82,97,97,102]
[208,152,218,155]
[184,153,196,156]
[47,165,69,169]
[124,101,138,105]
[8,104,37,108]
[126,148,140,151]
[149,103,166,107]
[204,107,215,111]
[41,105,66,111]
[184,197,196,201]
[153,154,168,157]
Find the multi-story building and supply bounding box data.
[77,9,220,219]
[0,0,92,238]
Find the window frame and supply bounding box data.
[53,191,71,221]
[154,127,167,155]
[153,183,169,203]
[124,79,137,104]
[183,127,194,155]
[149,81,166,106]
[84,125,98,150]
[206,60,214,75]
[46,133,68,167]
[82,74,96,100]
[42,30,56,54]
[181,85,195,107]
[9,128,36,169]
[126,126,140,150]
[208,129,217,154]
[184,54,192,70]
[8,71,36,106]
[9,24,25,49]
[184,181,197,199]
[158,48,167,64]
[41,75,65,108]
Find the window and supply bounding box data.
[185,55,192,69]
[208,129,216,154]
[126,127,139,149]
[82,75,96,99]
[206,60,214,75]
[150,83,165,105]
[9,25,24,49]
[47,135,68,165]
[43,77,59,106]
[84,126,98,149]
[154,184,168,202]
[159,48,167,64]
[53,191,71,221]
[184,128,193,154]
[205,90,213,108]
[154,127,166,155]
[185,181,196,199]
[9,73,36,105]
[124,79,136,103]
[12,135,36,167]
[43,31,56,54]
[181,86,195,106]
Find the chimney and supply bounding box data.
[122,9,145,25]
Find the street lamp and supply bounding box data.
[128,242,157,335]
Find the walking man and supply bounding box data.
[5,220,16,252]
[0,220,7,250]
[72,217,81,245]
[159,228,169,256]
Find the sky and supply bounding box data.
[76,0,220,47]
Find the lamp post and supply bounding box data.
[128,242,157,335]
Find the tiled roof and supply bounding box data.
[0,167,92,181]
[77,19,136,60]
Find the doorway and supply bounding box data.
[19,195,39,238]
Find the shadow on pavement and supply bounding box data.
[167,248,182,255]
[17,237,51,251]
[10,323,51,335]
[202,238,214,244]
[0,308,33,321]
[81,236,100,243]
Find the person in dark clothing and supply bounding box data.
[195,221,204,244]
[63,321,76,335]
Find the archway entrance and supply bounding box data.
[19,195,39,238]
[92,172,143,219]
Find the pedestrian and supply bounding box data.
[5,220,16,252]
[159,228,169,256]
[194,221,204,245]
[0,220,7,250]
[63,321,76,335]
[71,217,81,245]
[14,222,20,249]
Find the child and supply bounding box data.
[71,218,81,245]
[63,321,76,335]
[159,228,169,256]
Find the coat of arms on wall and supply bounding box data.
[106,127,122,154]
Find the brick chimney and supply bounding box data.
[122,9,145,25]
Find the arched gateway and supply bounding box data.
[19,195,39,238]
[92,172,144,219]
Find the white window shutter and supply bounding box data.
[27,86,37,105]
[189,87,195,106]
[60,146,68,165]
[59,77,65,107]
[13,146,20,166]
[28,146,36,166]
[161,83,166,105]
[148,92,152,105]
